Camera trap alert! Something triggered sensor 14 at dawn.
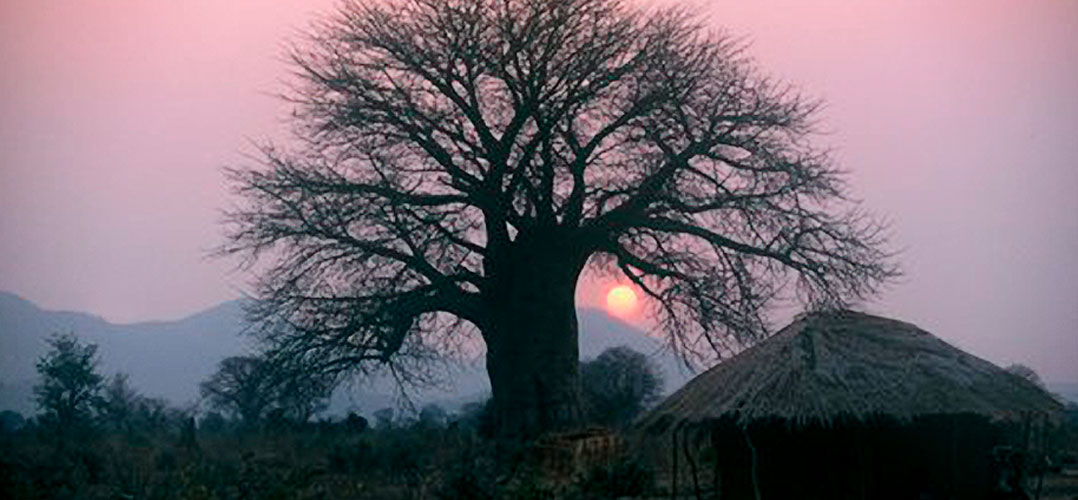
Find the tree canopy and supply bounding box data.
[200,356,277,425]
[222,0,896,435]
[34,333,104,430]
[200,355,334,425]
[581,346,663,427]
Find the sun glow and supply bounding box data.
[605,285,639,317]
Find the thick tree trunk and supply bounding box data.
[483,230,589,439]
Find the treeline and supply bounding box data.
[0,332,665,499]
[2,333,664,436]
[17,334,195,442]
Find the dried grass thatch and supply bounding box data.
[638,310,1062,432]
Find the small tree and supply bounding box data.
[419,403,448,428]
[201,355,333,426]
[33,333,104,432]
[272,370,334,423]
[96,373,142,432]
[345,412,369,433]
[200,411,228,433]
[134,396,172,432]
[580,346,663,427]
[373,407,396,429]
[200,356,276,426]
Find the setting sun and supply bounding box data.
[605,285,638,317]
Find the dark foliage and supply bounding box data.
[33,333,104,434]
[580,346,663,427]
[95,373,140,432]
[199,411,228,433]
[200,355,334,427]
[420,403,450,428]
[272,367,335,424]
[200,356,276,426]
[374,407,396,429]
[577,457,653,498]
[3,403,1076,499]
[459,399,497,438]
[0,411,24,434]
[345,412,369,434]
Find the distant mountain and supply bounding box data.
[0,292,693,417]
[577,309,696,389]
[0,292,253,414]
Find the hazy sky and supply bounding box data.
[1,1,1075,381]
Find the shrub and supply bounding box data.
[577,457,654,499]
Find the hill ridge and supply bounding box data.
[0,291,693,416]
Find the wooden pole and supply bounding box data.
[741,425,761,500]
[672,423,680,500]
[683,426,703,499]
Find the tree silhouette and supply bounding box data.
[96,373,141,432]
[580,346,663,427]
[200,356,276,426]
[419,403,449,428]
[201,355,333,426]
[34,333,104,433]
[222,0,896,437]
[272,367,335,423]
[374,407,396,430]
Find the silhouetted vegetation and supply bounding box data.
[220,0,897,438]
[0,410,25,434]
[200,356,276,427]
[6,0,1075,496]
[2,334,674,498]
[2,394,657,499]
[199,355,333,428]
[5,328,1078,499]
[580,346,663,428]
[33,333,104,444]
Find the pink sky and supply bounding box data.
[1,1,1076,381]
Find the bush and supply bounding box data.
[580,346,663,428]
[0,410,25,434]
[436,466,494,500]
[199,411,227,433]
[576,457,654,498]
[345,412,368,434]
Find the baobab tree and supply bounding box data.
[222,0,896,437]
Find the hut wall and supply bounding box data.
[645,414,1005,499]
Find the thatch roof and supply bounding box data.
[638,311,1062,431]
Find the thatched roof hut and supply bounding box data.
[635,311,1063,499]
[640,310,1061,431]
